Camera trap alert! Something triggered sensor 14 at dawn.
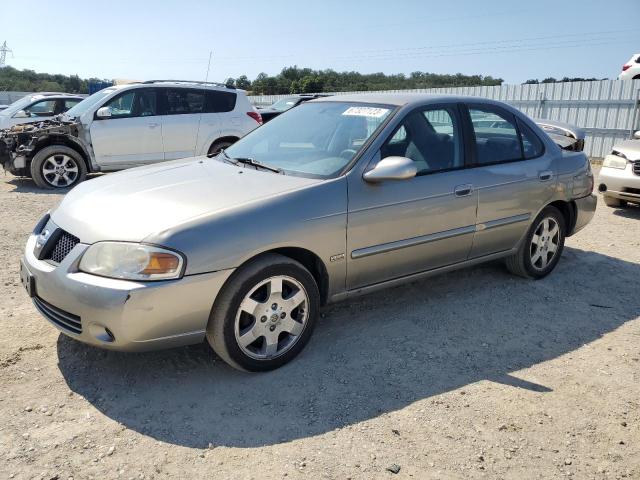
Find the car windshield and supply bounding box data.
[224,101,394,178]
[0,95,39,117]
[269,97,299,111]
[63,88,117,118]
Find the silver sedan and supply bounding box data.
[20,94,597,371]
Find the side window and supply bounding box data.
[101,89,157,119]
[380,106,463,175]
[164,88,205,115]
[517,118,544,159]
[27,99,57,116]
[469,106,522,164]
[64,99,81,110]
[205,90,237,113]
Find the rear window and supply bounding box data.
[163,88,205,115]
[469,106,522,164]
[205,90,237,113]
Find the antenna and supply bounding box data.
[204,51,212,82]
[0,41,13,68]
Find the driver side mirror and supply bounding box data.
[363,156,417,183]
[13,110,29,119]
[96,107,112,119]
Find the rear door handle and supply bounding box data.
[148,122,160,129]
[454,184,473,197]
[539,171,553,181]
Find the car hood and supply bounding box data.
[612,139,640,161]
[51,157,321,244]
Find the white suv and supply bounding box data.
[0,93,84,129]
[618,54,640,80]
[0,81,262,189]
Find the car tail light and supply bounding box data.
[247,111,263,125]
[622,64,631,71]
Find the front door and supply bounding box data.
[90,88,164,168]
[465,104,556,258]
[346,105,478,290]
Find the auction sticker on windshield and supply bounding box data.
[342,106,389,118]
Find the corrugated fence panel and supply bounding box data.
[249,79,640,158]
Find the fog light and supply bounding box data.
[598,184,607,193]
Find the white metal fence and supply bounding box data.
[250,79,640,158]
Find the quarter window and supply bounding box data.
[164,88,205,115]
[205,90,237,113]
[380,106,463,175]
[517,118,544,159]
[469,106,522,164]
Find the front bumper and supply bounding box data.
[21,233,234,352]
[598,163,640,204]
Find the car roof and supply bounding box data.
[311,92,501,107]
[28,92,83,99]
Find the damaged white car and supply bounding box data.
[0,80,261,189]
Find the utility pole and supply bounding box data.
[0,41,13,67]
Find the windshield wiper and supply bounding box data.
[233,157,282,174]
[212,149,282,174]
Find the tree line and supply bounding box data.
[225,67,504,94]
[0,66,108,94]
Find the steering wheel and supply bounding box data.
[339,149,357,159]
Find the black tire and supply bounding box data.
[207,139,235,157]
[30,145,87,189]
[505,206,566,279]
[206,253,320,372]
[603,195,627,208]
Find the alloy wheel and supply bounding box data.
[529,217,560,270]
[41,154,79,188]
[234,275,309,360]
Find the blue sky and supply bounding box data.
[2,0,638,84]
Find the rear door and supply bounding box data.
[90,88,163,167]
[346,104,478,289]
[465,104,554,258]
[159,88,209,160]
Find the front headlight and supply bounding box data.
[79,242,185,281]
[602,154,627,170]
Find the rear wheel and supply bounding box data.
[505,206,566,279]
[30,145,86,189]
[603,195,627,208]
[206,254,320,371]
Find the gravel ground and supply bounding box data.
[1,168,639,480]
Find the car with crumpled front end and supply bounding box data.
[598,133,640,207]
[20,93,596,372]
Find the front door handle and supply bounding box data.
[539,170,553,181]
[454,184,473,197]
[148,122,160,129]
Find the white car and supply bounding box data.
[618,54,640,80]
[0,81,262,188]
[0,93,83,129]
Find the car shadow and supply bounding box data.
[612,203,640,219]
[4,174,102,194]
[56,247,640,448]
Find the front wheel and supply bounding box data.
[206,254,320,371]
[30,145,87,189]
[505,206,566,279]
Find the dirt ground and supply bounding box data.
[0,168,639,480]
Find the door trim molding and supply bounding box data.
[351,224,476,260]
[476,213,530,231]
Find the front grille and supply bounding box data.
[33,296,82,334]
[633,161,640,176]
[44,231,79,263]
